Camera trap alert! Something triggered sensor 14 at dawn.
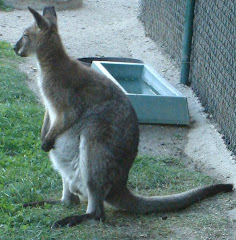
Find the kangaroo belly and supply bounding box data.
[49,129,88,199]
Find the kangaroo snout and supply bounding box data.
[14,42,28,57]
[13,44,18,54]
[14,40,23,56]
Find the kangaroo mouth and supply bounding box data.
[13,46,27,57]
[18,53,27,57]
[15,50,27,57]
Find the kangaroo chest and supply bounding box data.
[41,88,57,125]
[37,66,57,125]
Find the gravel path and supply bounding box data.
[0,0,235,232]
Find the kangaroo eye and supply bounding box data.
[23,34,28,39]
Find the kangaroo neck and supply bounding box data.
[36,38,69,73]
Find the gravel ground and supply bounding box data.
[0,0,235,235]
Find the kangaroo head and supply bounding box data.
[14,6,58,57]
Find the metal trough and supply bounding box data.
[92,61,189,125]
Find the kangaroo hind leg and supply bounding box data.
[51,136,108,228]
[52,184,106,228]
[23,177,80,208]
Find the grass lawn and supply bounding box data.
[0,41,234,239]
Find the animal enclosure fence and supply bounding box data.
[139,0,236,155]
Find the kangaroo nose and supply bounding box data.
[13,45,17,53]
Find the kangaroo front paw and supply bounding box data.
[41,139,55,152]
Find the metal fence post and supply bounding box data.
[180,0,196,86]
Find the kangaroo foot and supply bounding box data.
[23,200,61,208]
[51,213,95,228]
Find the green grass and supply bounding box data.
[0,41,235,239]
[0,0,12,11]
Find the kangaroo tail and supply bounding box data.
[106,184,233,213]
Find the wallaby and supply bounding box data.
[14,6,233,228]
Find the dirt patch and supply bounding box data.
[0,0,235,238]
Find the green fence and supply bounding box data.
[139,0,235,155]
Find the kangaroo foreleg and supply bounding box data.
[41,110,79,152]
[41,111,50,141]
[41,115,63,151]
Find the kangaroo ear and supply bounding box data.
[28,7,49,29]
[43,6,57,25]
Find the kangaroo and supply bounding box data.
[14,6,233,228]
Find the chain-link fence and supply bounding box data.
[139,0,236,155]
[139,0,186,64]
